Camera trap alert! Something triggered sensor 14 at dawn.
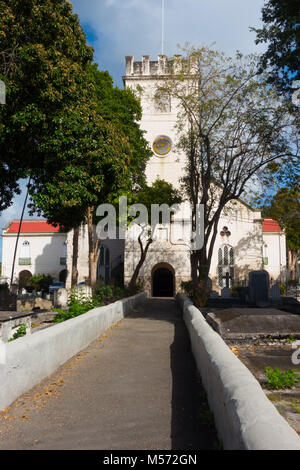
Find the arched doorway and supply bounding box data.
[59,269,67,284]
[19,270,32,289]
[152,263,175,297]
[97,246,110,284]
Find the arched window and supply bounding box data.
[60,241,67,265]
[218,245,234,288]
[97,246,110,284]
[19,240,31,265]
[62,241,67,258]
[21,240,30,258]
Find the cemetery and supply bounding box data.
[202,270,300,438]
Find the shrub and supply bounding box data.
[286,334,296,343]
[53,290,99,323]
[265,366,300,390]
[53,284,127,323]
[279,283,287,295]
[29,274,53,293]
[96,284,114,300]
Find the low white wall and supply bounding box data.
[177,293,300,450]
[0,292,146,411]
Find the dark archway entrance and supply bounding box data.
[59,269,67,284]
[19,270,32,289]
[152,264,175,297]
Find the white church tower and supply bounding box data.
[123,55,193,296]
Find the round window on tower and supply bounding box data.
[152,135,173,157]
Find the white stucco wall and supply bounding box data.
[262,232,287,282]
[1,231,67,284]
[126,77,185,190]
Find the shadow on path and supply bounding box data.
[128,298,219,450]
[0,297,220,450]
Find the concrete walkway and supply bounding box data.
[0,299,218,450]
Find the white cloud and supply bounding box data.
[72,0,266,86]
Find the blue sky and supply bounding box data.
[0,0,266,259]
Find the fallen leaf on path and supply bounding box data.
[229,346,239,356]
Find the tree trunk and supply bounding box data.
[193,247,210,307]
[192,210,221,308]
[128,233,152,293]
[87,206,98,290]
[128,257,146,292]
[190,251,199,291]
[71,226,79,288]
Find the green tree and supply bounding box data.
[0,0,94,210]
[30,111,133,288]
[252,0,300,98]
[155,45,299,306]
[30,65,151,288]
[29,274,53,293]
[88,65,152,186]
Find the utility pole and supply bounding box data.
[162,0,165,55]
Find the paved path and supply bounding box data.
[0,299,218,450]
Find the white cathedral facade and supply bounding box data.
[65,56,287,296]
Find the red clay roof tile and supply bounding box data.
[6,220,61,233]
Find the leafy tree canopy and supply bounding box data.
[0,0,94,210]
[262,181,300,252]
[252,0,300,97]
[29,64,152,232]
[87,64,152,187]
[29,112,133,231]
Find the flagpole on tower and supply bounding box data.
[162,0,165,55]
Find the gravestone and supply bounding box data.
[210,290,219,298]
[249,270,269,306]
[222,271,233,289]
[54,288,68,309]
[0,284,17,311]
[221,287,231,298]
[271,283,281,301]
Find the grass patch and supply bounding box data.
[286,334,296,343]
[265,366,300,390]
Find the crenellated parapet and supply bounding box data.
[124,55,183,79]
